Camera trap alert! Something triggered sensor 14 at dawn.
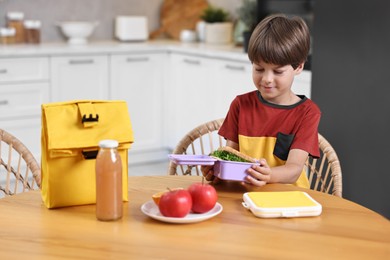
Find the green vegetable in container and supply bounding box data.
[210,150,250,163]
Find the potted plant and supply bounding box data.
[200,6,233,44]
[237,0,258,52]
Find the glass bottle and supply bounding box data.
[95,139,123,221]
[0,27,16,45]
[7,12,25,43]
[24,20,41,44]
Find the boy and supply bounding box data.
[203,14,321,188]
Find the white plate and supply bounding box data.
[141,200,223,224]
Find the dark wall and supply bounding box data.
[311,0,390,218]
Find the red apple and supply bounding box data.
[158,189,192,218]
[188,182,218,213]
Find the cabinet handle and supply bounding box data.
[0,69,7,74]
[0,100,9,105]
[126,57,149,62]
[183,59,201,65]
[225,64,246,71]
[68,59,94,65]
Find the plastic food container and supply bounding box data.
[242,191,322,218]
[168,154,258,181]
[214,160,258,181]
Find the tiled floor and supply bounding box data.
[128,161,170,176]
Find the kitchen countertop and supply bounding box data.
[0,39,251,63]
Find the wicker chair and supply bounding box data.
[168,118,343,197]
[306,134,342,197]
[168,118,225,176]
[0,129,41,197]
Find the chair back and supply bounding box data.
[305,134,342,197]
[0,129,41,197]
[168,118,225,176]
[169,119,343,197]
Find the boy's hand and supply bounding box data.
[201,165,214,180]
[201,165,221,184]
[244,159,271,187]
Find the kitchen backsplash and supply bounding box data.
[0,0,240,43]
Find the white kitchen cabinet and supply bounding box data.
[0,57,50,161]
[50,55,109,102]
[212,59,254,119]
[292,70,311,98]
[0,82,49,119]
[0,117,42,159]
[167,54,254,149]
[0,57,49,83]
[110,52,168,164]
[167,54,217,148]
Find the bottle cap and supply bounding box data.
[0,27,16,36]
[98,140,119,148]
[24,20,42,29]
[7,12,24,20]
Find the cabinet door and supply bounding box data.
[0,82,49,119]
[50,55,109,101]
[167,54,217,148]
[0,82,49,160]
[110,52,167,163]
[212,59,254,119]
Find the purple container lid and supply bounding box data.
[168,154,217,165]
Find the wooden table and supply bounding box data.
[0,176,389,259]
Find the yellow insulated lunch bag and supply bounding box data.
[41,100,134,208]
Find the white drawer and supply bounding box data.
[0,82,49,119]
[0,116,41,163]
[0,57,49,83]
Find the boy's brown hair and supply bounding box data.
[248,14,310,69]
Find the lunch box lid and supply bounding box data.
[242,191,322,218]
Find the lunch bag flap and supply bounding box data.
[42,100,134,155]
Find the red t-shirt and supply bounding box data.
[218,91,321,187]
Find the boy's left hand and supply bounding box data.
[244,158,271,187]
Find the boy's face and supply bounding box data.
[252,60,304,105]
